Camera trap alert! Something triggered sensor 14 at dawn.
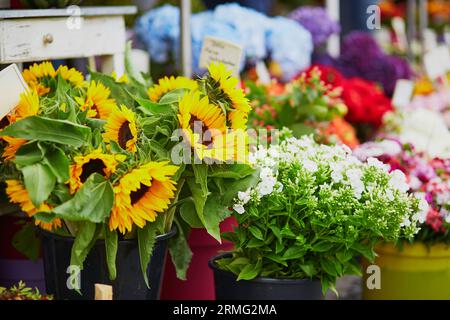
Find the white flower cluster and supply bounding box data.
[234,135,422,233]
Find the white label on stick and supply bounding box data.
[0,64,28,120]
[424,45,450,80]
[392,79,414,109]
[199,36,243,78]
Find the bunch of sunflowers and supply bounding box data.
[0,61,255,283]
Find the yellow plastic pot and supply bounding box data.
[363,242,450,300]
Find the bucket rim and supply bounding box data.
[36,224,177,243]
[209,252,320,285]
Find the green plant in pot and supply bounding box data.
[210,130,424,299]
[0,57,255,299]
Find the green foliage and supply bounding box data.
[218,135,421,294]
[137,222,158,288]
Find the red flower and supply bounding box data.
[304,64,345,88]
[426,208,445,233]
[340,78,393,128]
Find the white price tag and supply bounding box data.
[392,79,414,109]
[424,45,450,80]
[199,36,243,78]
[255,61,271,85]
[0,64,28,121]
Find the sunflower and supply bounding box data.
[22,62,56,96]
[103,105,138,152]
[69,149,125,193]
[13,90,40,121]
[5,180,62,231]
[109,161,178,234]
[177,91,229,160]
[207,62,251,128]
[56,65,84,88]
[148,76,198,102]
[2,136,27,161]
[75,81,117,119]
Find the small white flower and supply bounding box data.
[302,159,318,173]
[400,216,412,227]
[409,176,422,191]
[367,157,389,171]
[389,170,409,193]
[268,147,280,159]
[238,190,251,204]
[385,189,394,201]
[259,167,273,179]
[233,204,245,214]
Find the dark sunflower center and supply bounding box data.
[130,183,150,205]
[0,116,10,130]
[118,121,133,149]
[80,159,107,183]
[189,115,212,147]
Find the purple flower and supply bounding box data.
[289,6,340,46]
[337,31,413,96]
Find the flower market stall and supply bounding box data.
[0,0,449,305]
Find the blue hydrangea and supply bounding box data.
[266,17,313,80]
[135,5,180,63]
[135,3,313,80]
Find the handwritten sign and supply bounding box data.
[199,36,243,77]
[424,45,450,80]
[0,64,28,121]
[392,79,414,109]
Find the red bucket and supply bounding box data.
[161,217,236,300]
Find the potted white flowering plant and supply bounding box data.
[209,131,425,299]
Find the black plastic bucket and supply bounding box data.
[209,253,323,300]
[39,227,176,300]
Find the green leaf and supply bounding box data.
[180,201,204,228]
[22,163,56,207]
[12,221,40,261]
[0,116,91,148]
[352,242,376,261]
[246,238,265,248]
[202,195,232,242]
[192,164,209,196]
[42,146,69,184]
[158,88,188,104]
[104,225,118,281]
[282,246,306,260]
[186,178,207,225]
[52,184,71,203]
[270,225,282,243]
[210,164,255,179]
[248,226,264,241]
[33,211,57,223]
[137,222,158,288]
[312,241,334,253]
[70,222,100,270]
[168,218,193,280]
[14,142,44,167]
[320,258,337,277]
[300,264,316,277]
[266,254,287,266]
[237,262,261,281]
[220,172,259,204]
[52,173,113,223]
[135,97,174,115]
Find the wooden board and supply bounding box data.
[0,6,137,19]
[0,16,126,63]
